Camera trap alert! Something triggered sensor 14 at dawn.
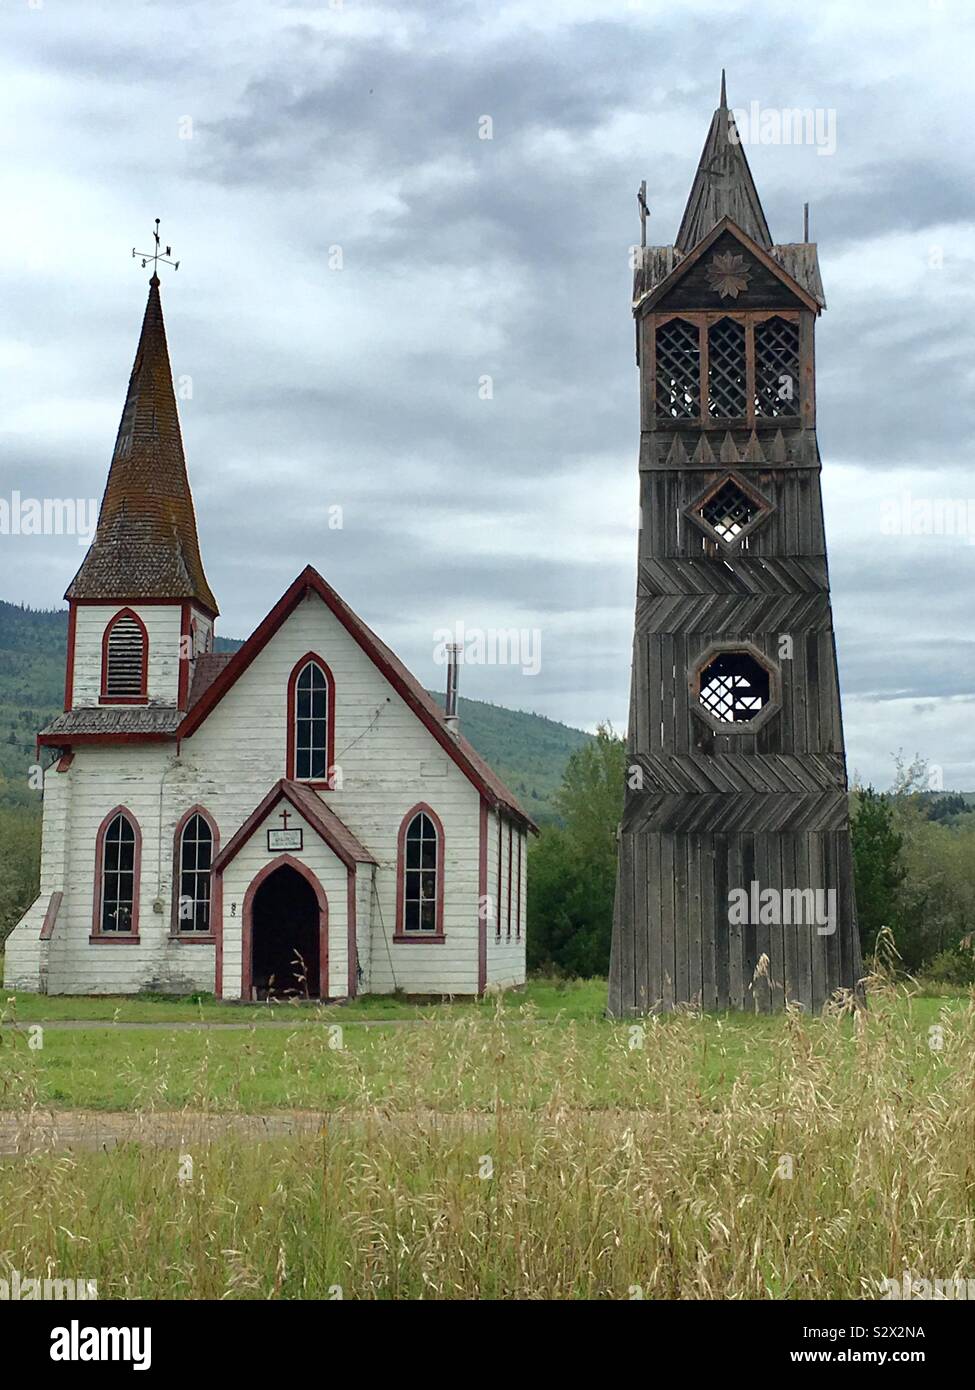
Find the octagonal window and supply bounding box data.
[697,650,771,724]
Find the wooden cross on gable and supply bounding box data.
[637,180,649,249]
[278,807,292,831]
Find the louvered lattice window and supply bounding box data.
[698,651,770,724]
[755,316,800,416]
[698,478,764,544]
[707,318,747,418]
[104,613,146,698]
[655,319,700,419]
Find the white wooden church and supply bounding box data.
[4,274,532,999]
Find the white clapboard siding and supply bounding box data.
[5,588,524,998]
[71,604,183,706]
[485,811,527,987]
[219,800,350,1000]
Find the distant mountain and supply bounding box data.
[0,600,591,822]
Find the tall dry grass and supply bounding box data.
[1,980,974,1298]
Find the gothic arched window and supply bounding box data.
[287,654,335,783]
[94,807,140,936]
[175,809,216,934]
[101,609,148,701]
[396,805,444,939]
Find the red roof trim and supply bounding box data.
[177,566,536,830]
[70,597,218,618]
[37,731,174,747]
[211,777,375,875]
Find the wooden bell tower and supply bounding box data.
[608,79,862,1015]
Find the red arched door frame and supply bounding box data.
[241,855,329,1001]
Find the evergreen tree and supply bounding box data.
[527,725,625,977]
[851,787,905,960]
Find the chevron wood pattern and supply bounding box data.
[609,107,862,1017]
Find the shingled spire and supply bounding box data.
[66,275,218,613]
[675,72,772,253]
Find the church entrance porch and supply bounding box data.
[242,857,328,1001]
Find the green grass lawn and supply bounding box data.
[1,981,969,1112]
[0,976,606,1024]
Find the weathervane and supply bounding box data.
[132,218,180,279]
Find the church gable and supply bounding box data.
[180,566,533,828]
[646,227,813,317]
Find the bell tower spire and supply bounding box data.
[675,72,772,254]
[67,226,216,614]
[63,226,217,715]
[609,82,861,1016]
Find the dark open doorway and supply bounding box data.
[250,863,322,1000]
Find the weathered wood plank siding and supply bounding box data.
[609,126,861,1016]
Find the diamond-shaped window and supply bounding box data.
[687,472,771,550]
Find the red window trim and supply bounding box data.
[506,821,513,940]
[495,813,503,941]
[286,652,337,787]
[515,829,522,941]
[90,804,142,941]
[178,602,192,711]
[64,603,77,710]
[99,607,149,705]
[477,799,488,994]
[170,805,219,940]
[394,802,445,942]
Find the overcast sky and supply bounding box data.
[2,0,974,789]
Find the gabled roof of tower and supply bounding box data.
[65,276,218,614]
[633,216,822,316]
[675,72,773,254]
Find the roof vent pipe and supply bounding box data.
[444,643,461,735]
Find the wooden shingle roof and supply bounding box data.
[65,276,218,613]
[675,74,772,255]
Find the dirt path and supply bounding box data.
[0,1106,636,1157]
[0,1108,333,1156]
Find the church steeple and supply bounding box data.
[675,72,773,254]
[609,80,861,1018]
[66,274,218,614]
